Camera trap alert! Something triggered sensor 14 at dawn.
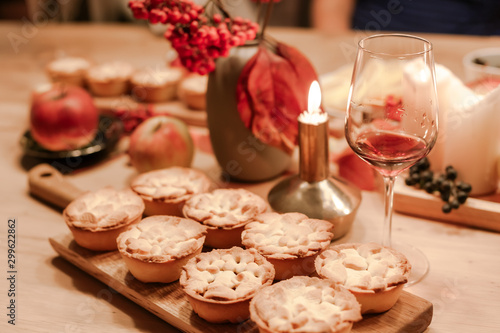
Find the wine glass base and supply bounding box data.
[390,241,429,286]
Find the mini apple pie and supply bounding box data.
[130,66,183,103]
[179,246,275,323]
[315,242,411,314]
[46,56,91,87]
[250,276,362,333]
[241,212,334,280]
[130,167,214,217]
[182,188,269,248]
[63,187,145,251]
[117,215,207,283]
[85,61,134,97]
[177,74,208,110]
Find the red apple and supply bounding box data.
[128,115,194,173]
[30,83,99,151]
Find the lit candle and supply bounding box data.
[268,82,362,239]
[298,81,329,182]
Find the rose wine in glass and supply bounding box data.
[354,131,429,177]
[345,34,438,285]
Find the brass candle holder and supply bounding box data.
[268,82,361,240]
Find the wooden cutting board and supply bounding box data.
[394,178,500,232]
[49,233,433,333]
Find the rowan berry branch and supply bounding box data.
[128,0,259,74]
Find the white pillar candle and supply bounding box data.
[429,65,500,195]
[401,58,433,137]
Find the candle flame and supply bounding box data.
[308,80,321,112]
[299,80,327,124]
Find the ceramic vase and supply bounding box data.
[205,42,292,182]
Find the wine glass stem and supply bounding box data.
[382,175,396,247]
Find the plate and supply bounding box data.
[20,115,123,159]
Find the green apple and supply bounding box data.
[128,116,194,173]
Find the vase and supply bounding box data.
[206,42,292,182]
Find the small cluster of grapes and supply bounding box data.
[405,157,472,213]
[128,0,259,75]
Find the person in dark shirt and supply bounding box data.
[312,0,500,35]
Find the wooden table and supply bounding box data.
[1,21,499,333]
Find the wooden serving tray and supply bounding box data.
[49,233,433,333]
[94,96,207,127]
[394,178,500,232]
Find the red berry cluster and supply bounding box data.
[114,104,155,133]
[128,0,259,75]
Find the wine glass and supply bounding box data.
[345,34,439,285]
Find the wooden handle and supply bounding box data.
[28,163,85,209]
